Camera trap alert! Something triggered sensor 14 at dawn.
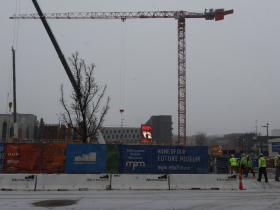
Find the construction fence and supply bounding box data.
[0,143,209,174]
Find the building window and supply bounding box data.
[116,135,118,139]
[125,134,127,138]
[133,134,135,138]
[114,130,116,134]
[112,135,114,139]
[106,130,108,134]
[118,130,120,133]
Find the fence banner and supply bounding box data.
[118,145,152,173]
[151,146,209,174]
[272,143,280,152]
[65,144,107,173]
[105,145,120,174]
[2,144,66,173]
[0,143,6,173]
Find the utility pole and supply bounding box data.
[12,47,18,139]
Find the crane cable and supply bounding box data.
[13,0,21,50]
[119,21,126,111]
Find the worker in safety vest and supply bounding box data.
[236,158,240,173]
[275,154,280,182]
[209,158,213,173]
[241,154,247,175]
[245,155,255,177]
[257,154,268,182]
[229,154,237,174]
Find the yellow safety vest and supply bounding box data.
[230,157,237,166]
[246,159,252,168]
[241,157,247,165]
[259,157,266,168]
[275,157,279,167]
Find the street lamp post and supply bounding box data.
[261,123,269,154]
[261,123,269,141]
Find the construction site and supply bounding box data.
[0,1,280,209]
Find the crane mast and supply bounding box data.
[11,6,233,145]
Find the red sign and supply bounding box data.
[141,125,152,142]
[213,145,223,155]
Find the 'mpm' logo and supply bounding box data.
[126,161,145,170]
[75,152,96,162]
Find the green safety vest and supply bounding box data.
[210,161,213,166]
[275,157,279,167]
[237,160,240,166]
[241,156,247,165]
[259,157,266,168]
[246,159,252,168]
[230,157,237,166]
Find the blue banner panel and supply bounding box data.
[272,143,280,152]
[151,146,209,174]
[65,144,107,173]
[252,159,258,168]
[0,143,6,173]
[118,145,152,173]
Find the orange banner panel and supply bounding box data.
[2,143,66,173]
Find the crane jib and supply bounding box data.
[10,10,233,20]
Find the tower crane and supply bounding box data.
[11,2,233,145]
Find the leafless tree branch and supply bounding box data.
[58,52,110,143]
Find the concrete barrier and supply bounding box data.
[111,174,169,190]
[0,174,36,191]
[36,174,110,191]
[169,174,239,190]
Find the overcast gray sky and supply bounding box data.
[1,0,280,137]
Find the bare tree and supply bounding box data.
[195,131,207,146]
[59,52,110,143]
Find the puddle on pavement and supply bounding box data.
[32,200,77,207]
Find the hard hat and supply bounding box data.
[277,154,280,157]
[243,154,245,156]
[231,154,234,157]
[246,155,249,158]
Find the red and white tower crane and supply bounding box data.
[11,7,233,145]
